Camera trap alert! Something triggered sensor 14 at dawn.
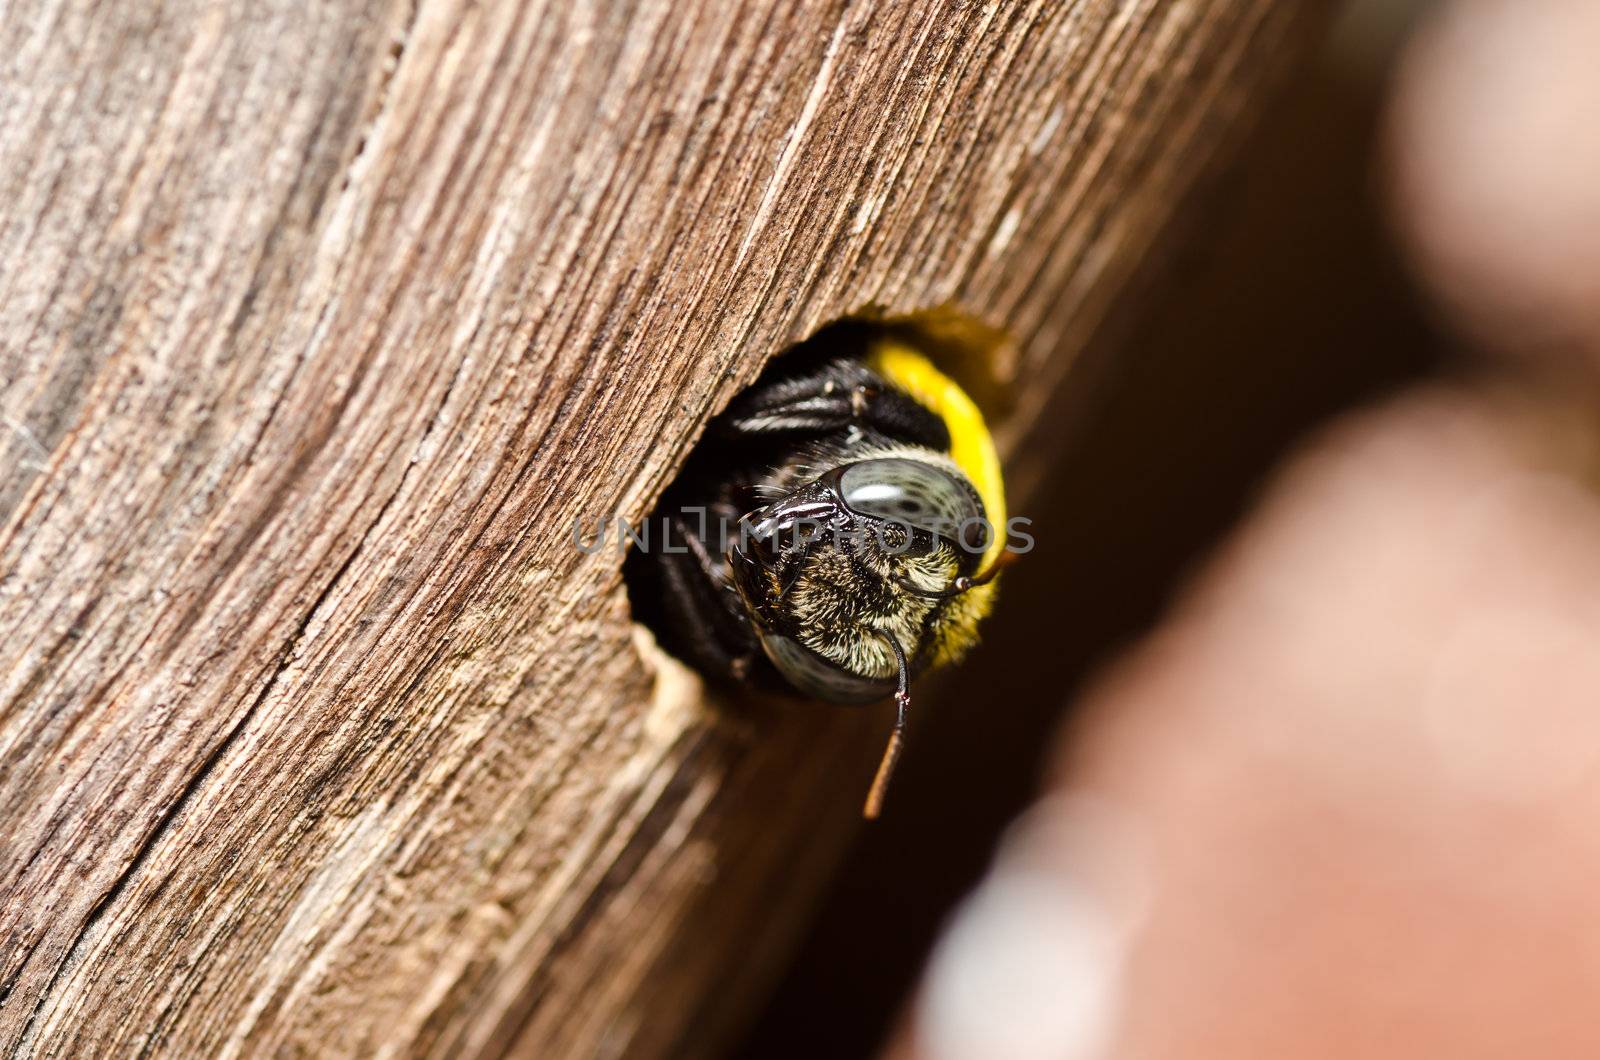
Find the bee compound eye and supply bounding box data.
[758,631,894,705]
[838,458,984,545]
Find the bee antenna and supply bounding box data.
[864,631,911,819]
[894,550,1012,601]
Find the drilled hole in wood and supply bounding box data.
[623,309,1014,700]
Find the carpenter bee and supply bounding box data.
[625,322,1008,816]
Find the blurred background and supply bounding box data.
[736,0,1600,1055]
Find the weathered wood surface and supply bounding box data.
[1,0,1325,1055]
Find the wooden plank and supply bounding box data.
[0,0,1326,1054]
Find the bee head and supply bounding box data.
[727,456,991,704]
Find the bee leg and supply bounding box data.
[716,361,950,450]
[645,514,761,686]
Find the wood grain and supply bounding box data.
[1,0,1326,1055]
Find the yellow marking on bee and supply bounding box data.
[866,339,1008,568]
